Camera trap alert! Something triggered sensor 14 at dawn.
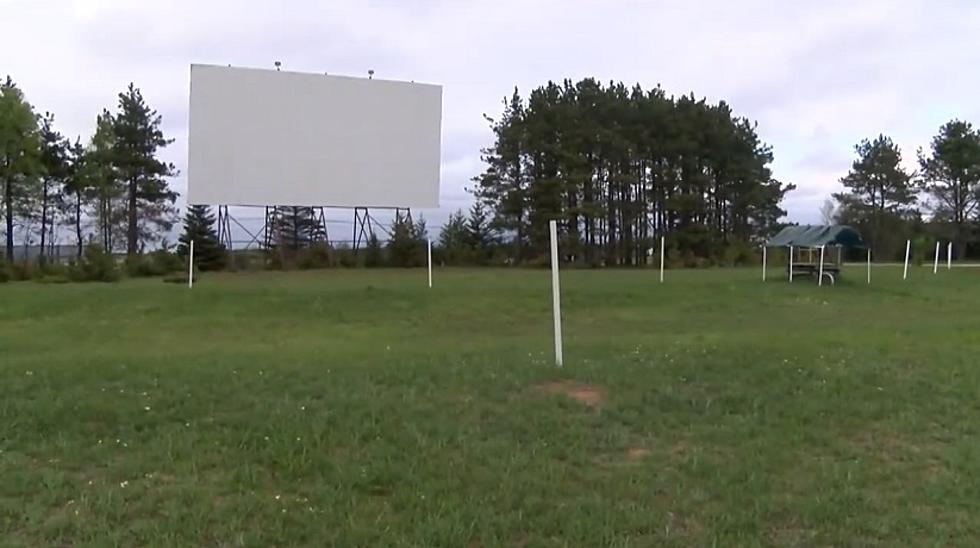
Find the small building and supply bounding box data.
[766,225,866,285]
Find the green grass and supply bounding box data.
[2,265,980,546]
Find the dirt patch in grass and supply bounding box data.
[536,381,604,408]
[626,447,651,461]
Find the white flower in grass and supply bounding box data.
[143,406,151,411]
[25,371,33,376]
[275,495,281,500]
[120,481,129,488]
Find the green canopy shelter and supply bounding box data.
[764,225,867,285]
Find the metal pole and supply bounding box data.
[549,220,563,368]
[789,246,794,282]
[818,245,825,286]
[188,240,195,289]
[948,242,953,270]
[933,241,940,274]
[427,239,432,288]
[659,236,665,283]
[867,248,871,284]
[903,239,911,280]
[762,245,767,282]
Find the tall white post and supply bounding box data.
[427,238,433,288]
[789,246,794,282]
[867,248,871,284]
[948,242,953,270]
[762,245,767,282]
[549,220,563,368]
[818,245,826,286]
[659,236,665,283]
[933,241,940,274]
[903,239,911,280]
[188,240,195,289]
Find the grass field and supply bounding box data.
[3,265,980,546]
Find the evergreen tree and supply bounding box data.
[178,205,226,271]
[387,213,426,267]
[917,120,980,258]
[473,79,793,265]
[61,139,87,257]
[438,209,469,264]
[0,76,41,261]
[112,83,177,256]
[465,202,495,263]
[270,206,325,252]
[364,233,384,267]
[37,112,70,263]
[832,134,917,257]
[85,111,126,252]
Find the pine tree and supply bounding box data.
[438,209,469,264]
[833,134,916,256]
[61,139,86,257]
[85,111,125,252]
[364,233,384,267]
[387,213,426,267]
[473,78,793,265]
[270,206,325,252]
[466,202,495,263]
[918,120,980,258]
[177,205,226,271]
[112,83,177,256]
[0,76,41,261]
[38,112,70,263]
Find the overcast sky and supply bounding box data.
[3,0,979,232]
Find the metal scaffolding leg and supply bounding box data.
[217,205,233,250]
[353,207,373,251]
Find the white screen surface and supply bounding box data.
[187,64,442,208]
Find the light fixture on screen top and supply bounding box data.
[368,69,374,79]
[274,61,282,71]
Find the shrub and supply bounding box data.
[126,250,185,277]
[0,262,9,283]
[364,235,385,268]
[69,245,120,283]
[336,247,359,268]
[227,250,265,272]
[34,274,71,285]
[9,261,34,281]
[297,244,333,270]
[162,273,190,284]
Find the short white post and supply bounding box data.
[867,248,871,284]
[427,238,432,288]
[549,220,563,368]
[659,236,665,283]
[933,241,940,274]
[903,239,911,280]
[762,245,767,282]
[789,246,794,282]
[188,240,195,289]
[948,242,953,270]
[818,245,826,286]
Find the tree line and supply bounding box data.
[831,121,980,260]
[469,79,794,266]
[0,77,177,263]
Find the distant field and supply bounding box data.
[2,266,980,546]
